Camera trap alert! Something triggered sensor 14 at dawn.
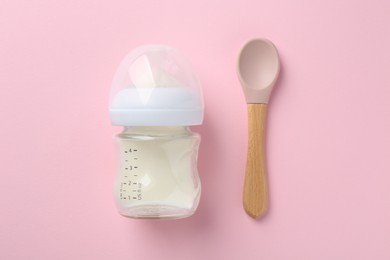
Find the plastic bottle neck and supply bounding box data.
[121,126,192,136]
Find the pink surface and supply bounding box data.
[1,0,389,259]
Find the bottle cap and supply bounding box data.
[109,45,204,126]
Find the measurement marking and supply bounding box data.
[125,160,128,162]
[134,149,137,152]
[133,197,137,199]
[134,166,138,169]
[134,175,138,177]
[125,168,128,170]
[124,151,128,153]
[134,158,138,160]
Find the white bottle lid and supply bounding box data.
[109,45,204,126]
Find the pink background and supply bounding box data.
[1,0,389,259]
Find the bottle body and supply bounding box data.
[114,126,201,219]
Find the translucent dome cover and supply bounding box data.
[109,45,204,126]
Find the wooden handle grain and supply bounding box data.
[243,104,268,218]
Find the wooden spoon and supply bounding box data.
[237,39,280,218]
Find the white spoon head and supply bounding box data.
[237,38,280,104]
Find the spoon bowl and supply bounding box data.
[238,39,280,103]
[238,40,279,89]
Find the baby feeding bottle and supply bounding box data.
[109,45,204,219]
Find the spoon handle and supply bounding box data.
[243,103,268,218]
